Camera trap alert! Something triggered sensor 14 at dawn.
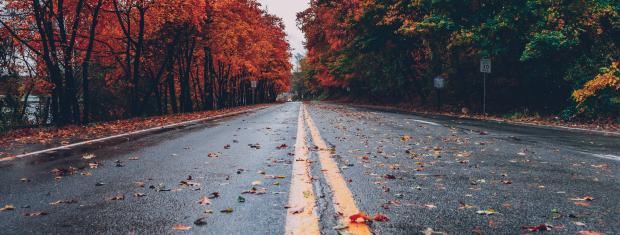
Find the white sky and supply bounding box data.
[258,0,309,67]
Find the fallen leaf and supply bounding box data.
[194,217,208,226]
[133,193,146,197]
[570,196,594,201]
[173,224,192,231]
[0,204,15,211]
[20,177,31,183]
[220,208,234,213]
[578,231,603,235]
[82,153,96,160]
[458,201,475,209]
[208,192,220,199]
[383,174,396,180]
[456,151,472,157]
[476,208,497,215]
[400,135,412,141]
[290,206,304,214]
[522,224,553,232]
[135,181,145,188]
[373,213,390,222]
[198,196,211,205]
[23,211,48,217]
[107,194,125,201]
[251,180,262,186]
[422,227,447,235]
[276,144,288,149]
[238,196,246,203]
[574,201,590,207]
[180,180,201,187]
[349,212,370,224]
[573,222,586,226]
[49,199,78,205]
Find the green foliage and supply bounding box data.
[299,0,620,118]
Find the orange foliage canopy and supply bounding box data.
[0,0,291,125]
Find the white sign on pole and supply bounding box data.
[433,76,445,89]
[480,59,491,73]
[251,81,257,88]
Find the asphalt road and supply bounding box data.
[0,102,618,235]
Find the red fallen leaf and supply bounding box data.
[373,213,390,222]
[23,211,48,217]
[522,224,553,232]
[173,224,192,231]
[349,212,371,224]
[276,144,288,149]
[383,174,396,180]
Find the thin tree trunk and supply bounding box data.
[81,0,103,123]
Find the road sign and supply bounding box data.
[434,76,445,89]
[480,59,491,73]
[251,81,257,88]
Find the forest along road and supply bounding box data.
[0,102,618,234]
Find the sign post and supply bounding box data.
[434,76,445,111]
[480,59,491,115]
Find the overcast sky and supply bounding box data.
[257,0,309,66]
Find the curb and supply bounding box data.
[0,105,272,162]
[342,103,620,137]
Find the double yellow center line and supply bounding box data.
[285,104,371,235]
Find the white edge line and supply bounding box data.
[411,119,440,126]
[6,106,269,160]
[580,151,620,162]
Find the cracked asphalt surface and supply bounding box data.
[0,102,618,234]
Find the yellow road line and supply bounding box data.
[285,104,320,235]
[303,106,372,235]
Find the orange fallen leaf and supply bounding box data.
[578,231,603,235]
[574,201,590,207]
[173,224,192,231]
[0,204,15,211]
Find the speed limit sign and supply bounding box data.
[480,59,491,73]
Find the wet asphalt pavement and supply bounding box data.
[0,102,618,234]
